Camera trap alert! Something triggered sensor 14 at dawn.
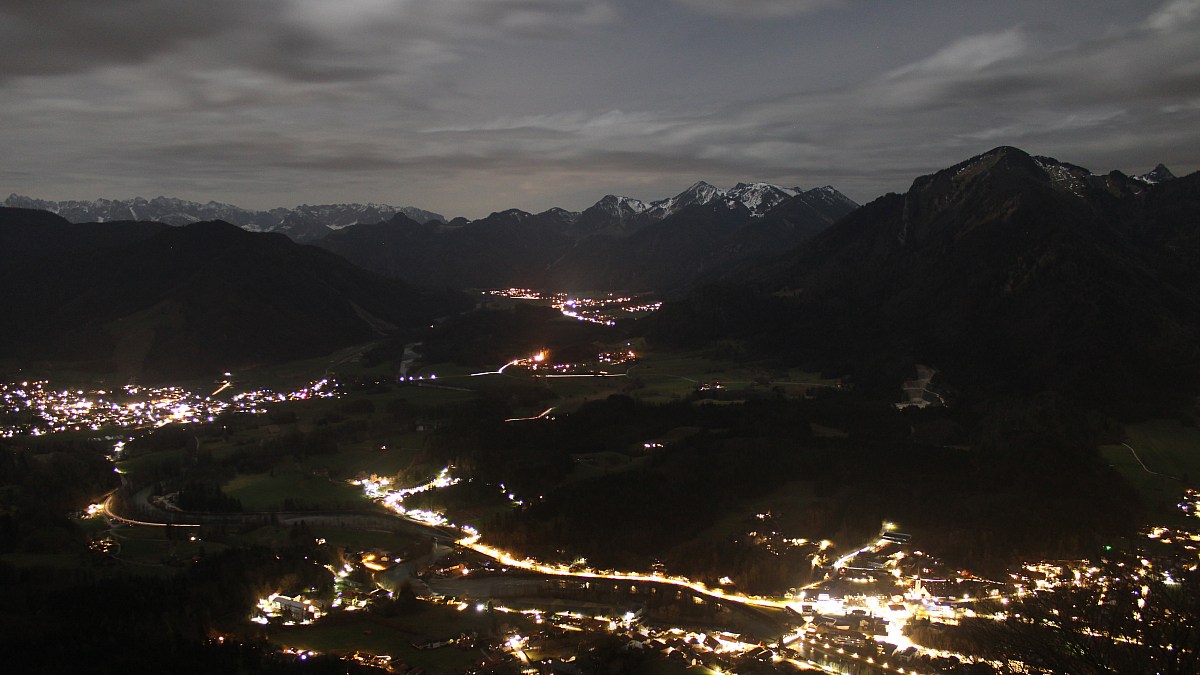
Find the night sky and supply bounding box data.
[3,0,1198,218]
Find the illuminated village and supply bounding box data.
[487,289,662,326]
[220,463,1198,674]
[5,298,1199,673]
[0,377,336,438]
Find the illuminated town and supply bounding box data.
[470,348,639,380]
[6,342,1199,673]
[306,467,1198,674]
[12,344,1191,673]
[486,288,662,326]
[0,377,337,438]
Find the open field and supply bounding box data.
[1101,419,1200,517]
[111,526,223,562]
[11,521,231,571]
[235,340,398,390]
[386,384,479,406]
[621,351,832,406]
[117,448,186,481]
[118,441,243,483]
[699,479,820,542]
[0,553,88,569]
[310,527,424,554]
[223,471,365,512]
[1124,419,1200,479]
[225,523,424,556]
[410,362,484,379]
[0,337,384,392]
[296,437,426,480]
[434,347,836,416]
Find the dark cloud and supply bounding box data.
[0,0,617,84]
[0,0,243,80]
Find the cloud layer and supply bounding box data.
[669,0,845,19]
[2,0,1198,217]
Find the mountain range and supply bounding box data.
[652,147,1199,410]
[6,182,857,291]
[318,181,857,290]
[4,148,1195,405]
[2,194,447,243]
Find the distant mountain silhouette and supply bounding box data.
[319,183,856,291]
[2,195,447,243]
[317,210,577,290]
[0,209,465,379]
[651,147,1200,410]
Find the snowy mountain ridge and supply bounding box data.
[6,178,859,243]
[3,194,447,242]
[570,180,854,225]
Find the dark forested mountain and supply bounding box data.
[316,209,579,290]
[652,147,1200,409]
[0,209,464,378]
[319,182,857,291]
[3,194,446,243]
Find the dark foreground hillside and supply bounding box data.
[0,209,466,379]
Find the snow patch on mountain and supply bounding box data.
[728,182,802,215]
[595,180,855,222]
[1135,164,1177,184]
[593,195,649,216]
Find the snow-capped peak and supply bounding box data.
[1135,163,1176,184]
[491,208,533,221]
[645,181,725,219]
[728,182,804,216]
[591,194,649,216]
[799,186,858,211]
[678,181,722,202]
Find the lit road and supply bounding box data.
[503,407,555,422]
[357,471,822,613]
[458,536,796,610]
[470,361,517,377]
[102,493,200,528]
[357,469,958,674]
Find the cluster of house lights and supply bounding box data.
[0,378,337,438]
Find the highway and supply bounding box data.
[102,492,200,528]
[355,471,903,614]
[104,467,895,620]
